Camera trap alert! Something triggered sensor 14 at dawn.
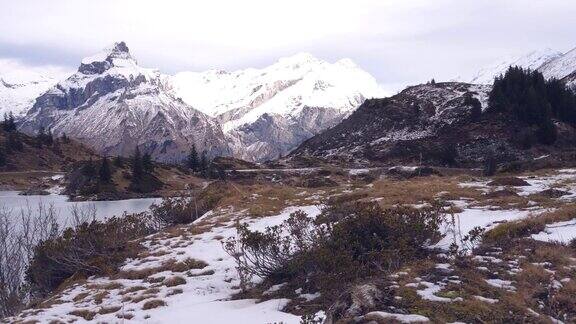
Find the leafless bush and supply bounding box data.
[0,202,60,317]
[151,182,228,227]
[68,203,96,229]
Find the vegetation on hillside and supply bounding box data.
[488,66,576,145]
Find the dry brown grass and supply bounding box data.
[72,292,90,302]
[68,309,96,320]
[129,294,157,303]
[98,306,121,315]
[120,285,146,295]
[142,299,167,310]
[86,282,123,290]
[93,291,109,305]
[485,205,576,244]
[117,257,206,280]
[166,288,183,296]
[163,276,186,287]
[116,313,134,319]
[368,175,483,207]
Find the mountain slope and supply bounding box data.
[0,59,71,117]
[290,82,576,167]
[468,49,562,84]
[19,42,230,162]
[170,53,384,161]
[469,47,576,88]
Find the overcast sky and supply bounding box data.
[1,0,576,92]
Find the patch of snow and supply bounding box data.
[364,311,430,323]
[474,295,499,304]
[531,219,576,244]
[485,279,516,291]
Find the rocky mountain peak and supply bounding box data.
[78,41,136,75]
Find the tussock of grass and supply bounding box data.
[68,309,96,320]
[163,276,186,287]
[98,306,121,314]
[142,299,166,310]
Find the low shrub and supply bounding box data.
[224,201,445,295]
[26,214,155,297]
[150,181,228,227]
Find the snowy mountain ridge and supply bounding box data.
[15,42,384,162]
[20,42,230,162]
[468,48,563,84]
[468,47,576,88]
[0,59,71,117]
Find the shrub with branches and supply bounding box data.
[26,213,155,297]
[224,202,446,294]
[150,181,229,227]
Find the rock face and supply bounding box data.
[19,42,230,162]
[290,82,576,167]
[18,43,383,162]
[170,53,384,161]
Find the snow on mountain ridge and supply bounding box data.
[20,42,229,162]
[539,47,576,81]
[0,58,71,116]
[171,52,384,132]
[17,43,384,162]
[469,48,563,84]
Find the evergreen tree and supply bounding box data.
[537,119,557,145]
[36,126,46,148]
[187,144,199,171]
[131,147,144,180]
[0,147,6,166]
[6,133,23,152]
[2,112,16,132]
[99,157,112,183]
[61,132,70,144]
[464,93,482,122]
[113,155,123,167]
[483,155,497,176]
[142,152,154,173]
[199,150,208,172]
[83,158,97,177]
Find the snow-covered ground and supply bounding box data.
[7,205,321,323]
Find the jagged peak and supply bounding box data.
[80,41,135,69]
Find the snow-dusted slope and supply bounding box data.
[0,59,71,117]
[469,49,562,85]
[171,53,385,161]
[20,42,229,162]
[539,47,576,85]
[18,44,384,162]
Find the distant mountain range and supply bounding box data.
[4,43,576,165]
[5,42,384,162]
[468,47,576,87]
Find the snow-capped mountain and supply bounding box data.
[469,49,563,84]
[170,53,385,161]
[18,42,383,162]
[20,42,230,162]
[0,59,71,117]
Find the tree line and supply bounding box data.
[487,66,576,145]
